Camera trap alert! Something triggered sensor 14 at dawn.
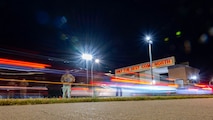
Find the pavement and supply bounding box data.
[0,98,213,120]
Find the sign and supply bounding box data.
[115,56,175,75]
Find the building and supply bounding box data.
[114,56,200,87]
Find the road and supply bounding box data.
[0,98,213,120]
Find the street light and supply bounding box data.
[91,59,100,82]
[82,53,93,85]
[145,35,154,84]
[190,75,198,84]
[91,58,100,97]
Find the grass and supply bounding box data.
[0,95,213,106]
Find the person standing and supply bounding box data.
[60,70,75,98]
[116,83,122,97]
[7,81,17,98]
[19,79,29,98]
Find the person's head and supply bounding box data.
[65,69,70,74]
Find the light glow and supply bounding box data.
[145,36,151,41]
[190,75,197,80]
[95,59,100,63]
[145,35,153,44]
[82,54,93,60]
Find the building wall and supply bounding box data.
[168,66,187,84]
[168,65,200,84]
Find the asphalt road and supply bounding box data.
[0,98,213,120]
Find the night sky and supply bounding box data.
[1,0,213,80]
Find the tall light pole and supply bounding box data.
[82,53,93,85]
[145,36,154,84]
[91,59,100,97]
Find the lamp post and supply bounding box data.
[145,36,154,84]
[82,53,93,85]
[91,59,100,97]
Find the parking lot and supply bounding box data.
[1,98,213,120]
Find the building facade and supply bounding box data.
[115,56,200,87]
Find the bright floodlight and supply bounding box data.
[190,76,197,80]
[146,36,151,40]
[82,54,93,60]
[145,35,152,44]
[95,59,100,63]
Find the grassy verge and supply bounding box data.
[0,95,213,106]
